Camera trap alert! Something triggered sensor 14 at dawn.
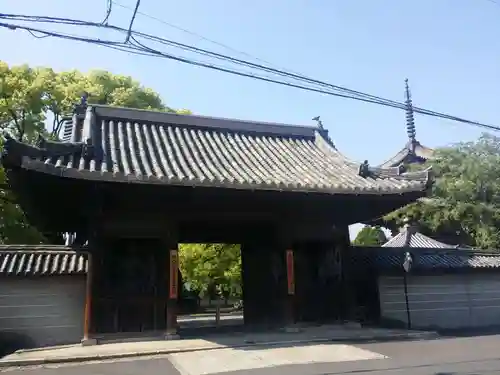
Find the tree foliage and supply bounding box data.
[0,63,53,142]
[0,61,190,244]
[384,134,500,250]
[179,243,242,299]
[352,225,388,246]
[0,161,46,244]
[0,61,192,140]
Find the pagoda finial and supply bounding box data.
[405,79,416,142]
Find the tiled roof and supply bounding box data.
[0,245,88,276]
[2,105,432,195]
[383,228,451,248]
[379,140,434,168]
[351,247,500,271]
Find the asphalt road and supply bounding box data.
[4,333,500,375]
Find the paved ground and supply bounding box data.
[0,325,432,367]
[3,333,500,375]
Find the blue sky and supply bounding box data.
[1,0,499,239]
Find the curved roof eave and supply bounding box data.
[1,105,432,196]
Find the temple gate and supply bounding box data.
[1,104,432,342]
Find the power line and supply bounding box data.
[110,2,470,125]
[112,0,306,76]
[0,13,403,105]
[3,14,497,132]
[124,0,140,43]
[0,14,498,132]
[0,12,477,129]
[0,13,407,106]
[0,21,392,104]
[101,0,113,25]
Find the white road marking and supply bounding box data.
[168,343,388,375]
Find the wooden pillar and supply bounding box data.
[82,251,97,345]
[166,247,180,339]
[336,226,356,322]
[241,226,284,328]
[284,248,296,327]
[276,221,297,329]
[241,240,267,326]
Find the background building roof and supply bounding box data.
[383,226,452,248]
[351,247,500,272]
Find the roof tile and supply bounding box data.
[0,245,88,276]
[4,105,431,195]
[351,247,500,271]
[383,228,451,248]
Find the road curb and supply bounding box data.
[0,346,223,368]
[15,344,79,354]
[0,331,438,368]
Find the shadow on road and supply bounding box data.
[437,326,500,339]
[0,332,36,357]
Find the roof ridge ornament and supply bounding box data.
[312,115,324,130]
[397,164,406,175]
[73,91,89,117]
[358,160,370,177]
[312,115,337,149]
[1,135,94,169]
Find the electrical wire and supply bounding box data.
[124,0,140,43]
[0,11,486,129]
[111,0,307,76]
[0,14,95,26]
[0,15,404,104]
[0,13,453,111]
[3,15,496,132]
[101,0,113,25]
[111,4,489,130]
[27,29,49,39]
[112,0,429,117]
[0,12,398,107]
[0,14,498,132]
[0,21,371,99]
[120,30,500,132]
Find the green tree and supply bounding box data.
[0,62,54,141]
[0,163,46,244]
[384,133,500,250]
[0,61,187,244]
[179,243,242,301]
[352,225,388,246]
[0,61,192,140]
[47,70,191,137]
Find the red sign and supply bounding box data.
[169,249,179,299]
[286,250,295,295]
